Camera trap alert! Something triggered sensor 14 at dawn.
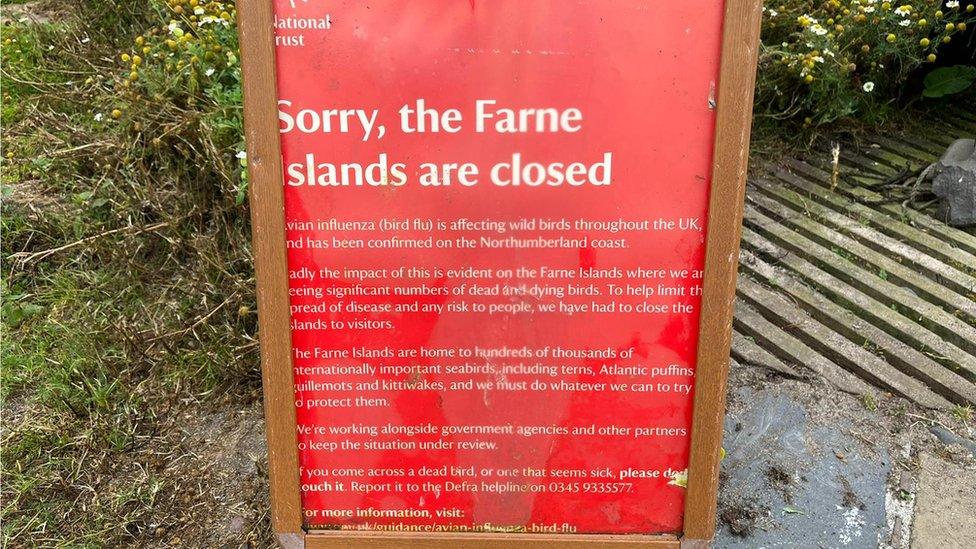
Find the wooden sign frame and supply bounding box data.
[238,1,763,547]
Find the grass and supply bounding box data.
[1,3,266,547]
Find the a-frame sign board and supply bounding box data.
[238,1,762,547]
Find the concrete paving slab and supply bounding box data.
[910,453,976,549]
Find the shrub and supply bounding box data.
[111,1,974,137]
[111,0,246,203]
[756,1,976,126]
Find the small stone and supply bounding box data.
[890,516,903,546]
[898,470,912,493]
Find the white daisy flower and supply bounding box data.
[863,82,875,92]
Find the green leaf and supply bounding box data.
[667,469,688,489]
[782,506,805,515]
[923,66,976,98]
[235,182,248,206]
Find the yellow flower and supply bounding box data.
[132,55,142,66]
[804,74,814,83]
[927,53,937,62]
[886,33,896,43]
[958,22,967,32]
[920,37,930,46]
[946,22,955,32]
[121,53,131,62]
[111,109,122,119]
[918,18,927,26]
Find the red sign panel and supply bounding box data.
[273,0,725,535]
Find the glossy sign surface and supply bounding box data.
[272,0,724,535]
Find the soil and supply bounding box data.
[719,499,769,539]
[765,465,794,504]
[111,400,273,548]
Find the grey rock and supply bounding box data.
[932,139,976,227]
[928,425,976,457]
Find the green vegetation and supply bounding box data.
[2,2,264,546]
[952,404,973,422]
[922,64,976,97]
[756,0,976,126]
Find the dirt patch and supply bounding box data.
[139,403,273,548]
[839,475,865,510]
[765,465,794,504]
[0,0,72,24]
[3,179,68,211]
[719,498,770,538]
